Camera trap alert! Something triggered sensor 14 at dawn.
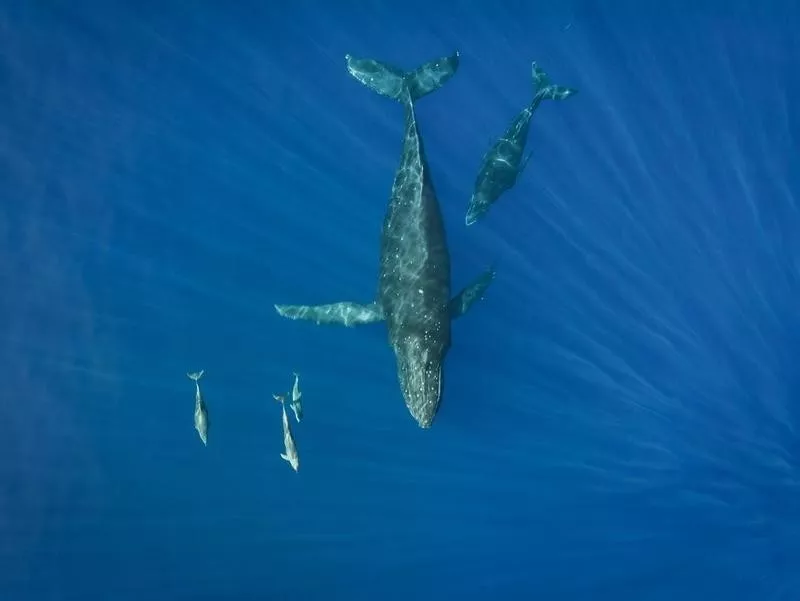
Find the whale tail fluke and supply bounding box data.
[187,370,204,382]
[531,62,577,103]
[345,51,460,102]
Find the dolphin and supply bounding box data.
[275,53,494,429]
[274,394,300,472]
[465,62,577,226]
[289,372,303,423]
[187,370,208,446]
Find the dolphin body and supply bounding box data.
[275,52,494,429]
[187,370,208,446]
[465,62,577,226]
[289,372,303,423]
[275,395,300,472]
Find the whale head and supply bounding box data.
[394,333,446,429]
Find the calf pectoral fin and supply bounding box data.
[274,301,384,326]
[449,266,497,319]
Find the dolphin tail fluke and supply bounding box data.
[345,51,460,102]
[531,62,577,102]
[187,370,204,381]
[449,265,497,319]
[274,301,384,327]
[273,393,285,404]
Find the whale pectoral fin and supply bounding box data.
[520,151,533,174]
[274,301,384,327]
[449,266,497,319]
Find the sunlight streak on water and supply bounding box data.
[2,1,799,599]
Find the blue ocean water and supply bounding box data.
[2,0,799,599]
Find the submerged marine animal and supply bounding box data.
[275,52,494,429]
[289,372,303,423]
[466,62,577,225]
[187,370,208,446]
[274,394,300,472]
[344,51,460,102]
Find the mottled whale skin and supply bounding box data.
[344,51,460,103]
[466,62,577,226]
[275,52,494,429]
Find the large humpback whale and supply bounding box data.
[275,52,494,428]
[465,62,577,226]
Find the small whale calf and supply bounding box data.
[275,51,495,429]
[274,394,300,472]
[187,370,208,446]
[466,62,577,225]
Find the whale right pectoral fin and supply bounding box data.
[449,266,497,319]
[520,151,533,174]
[274,301,384,327]
[280,453,289,462]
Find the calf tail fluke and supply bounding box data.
[532,62,577,103]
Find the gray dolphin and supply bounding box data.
[289,372,303,423]
[274,394,300,472]
[466,62,577,226]
[187,370,208,446]
[275,53,494,428]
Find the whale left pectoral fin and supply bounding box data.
[449,266,497,319]
[274,301,384,327]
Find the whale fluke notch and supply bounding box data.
[344,51,460,102]
[274,301,384,327]
[449,266,497,319]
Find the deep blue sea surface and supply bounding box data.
[2,1,799,599]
